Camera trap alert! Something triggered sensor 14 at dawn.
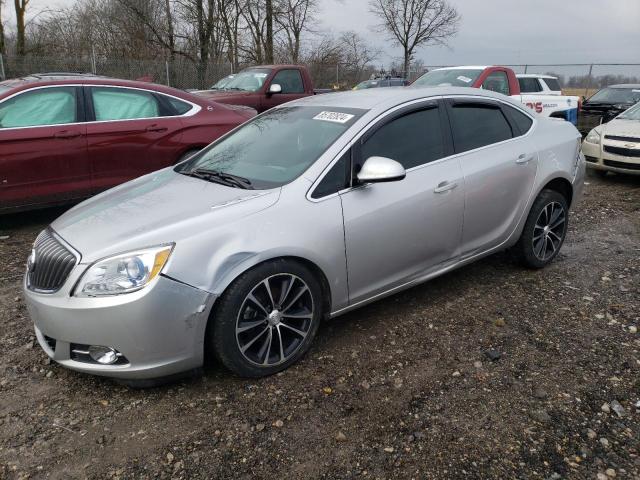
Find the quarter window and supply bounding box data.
[449,103,513,153]
[361,107,445,170]
[312,151,350,199]
[91,87,160,121]
[503,105,534,136]
[482,71,510,96]
[0,87,77,128]
[166,96,193,115]
[271,69,305,94]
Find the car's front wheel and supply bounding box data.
[514,189,569,269]
[209,259,323,377]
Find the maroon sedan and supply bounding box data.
[0,73,256,213]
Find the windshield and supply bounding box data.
[618,102,640,120]
[175,106,366,189]
[211,75,235,90]
[588,87,640,105]
[219,68,272,92]
[354,80,379,90]
[412,69,483,88]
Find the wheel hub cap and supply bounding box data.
[267,310,283,326]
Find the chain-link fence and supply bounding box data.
[1,54,639,93]
[0,53,378,90]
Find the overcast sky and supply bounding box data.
[3,0,640,70]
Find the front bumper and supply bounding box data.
[24,273,215,380]
[582,140,640,175]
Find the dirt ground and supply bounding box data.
[0,172,638,480]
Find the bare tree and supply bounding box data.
[276,0,316,63]
[0,0,5,55]
[338,31,379,84]
[369,0,459,77]
[265,0,273,62]
[14,0,29,55]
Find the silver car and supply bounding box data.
[23,87,585,382]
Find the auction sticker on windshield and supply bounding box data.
[457,76,472,83]
[313,111,355,123]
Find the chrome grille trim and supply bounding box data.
[27,229,78,293]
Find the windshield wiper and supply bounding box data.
[185,168,254,189]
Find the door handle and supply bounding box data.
[54,130,82,139]
[516,153,533,164]
[146,124,168,133]
[434,181,458,194]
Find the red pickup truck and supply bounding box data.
[194,64,329,113]
[412,66,581,124]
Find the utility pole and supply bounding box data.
[265,0,274,63]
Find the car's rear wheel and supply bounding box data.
[209,259,323,377]
[514,189,569,269]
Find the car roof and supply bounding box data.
[517,74,558,80]
[0,75,206,102]
[288,86,525,113]
[431,66,488,71]
[608,84,640,89]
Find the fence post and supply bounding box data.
[91,46,97,74]
[0,54,5,80]
[524,64,528,74]
[584,64,594,97]
[166,60,170,86]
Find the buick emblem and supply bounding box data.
[624,143,637,149]
[27,249,36,273]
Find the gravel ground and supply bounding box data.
[0,173,638,480]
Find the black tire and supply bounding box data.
[176,148,201,164]
[209,259,323,378]
[514,189,569,269]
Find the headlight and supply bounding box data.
[585,128,601,144]
[74,244,173,297]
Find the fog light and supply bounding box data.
[88,346,119,365]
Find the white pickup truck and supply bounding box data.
[412,66,581,125]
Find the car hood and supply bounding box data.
[602,118,640,137]
[51,168,280,263]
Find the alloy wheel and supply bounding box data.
[235,274,314,366]
[532,201,566,261]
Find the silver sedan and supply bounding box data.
[23,86,585,382]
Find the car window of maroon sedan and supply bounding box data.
[0,87,77,128]
[91,87,159,121]
[166,96,192,115]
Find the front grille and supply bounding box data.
[605,135,640,143]
[603,145,640,158]
[584,156,598,163]
[603,160,640,171]
[27,229,77,292]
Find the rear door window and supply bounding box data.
[0,87,77,128]
[543,78,562,91]
[448,102,514,153]
[90,87,160,121]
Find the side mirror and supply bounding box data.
[357,156,406,183]
[268,83,282,95]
